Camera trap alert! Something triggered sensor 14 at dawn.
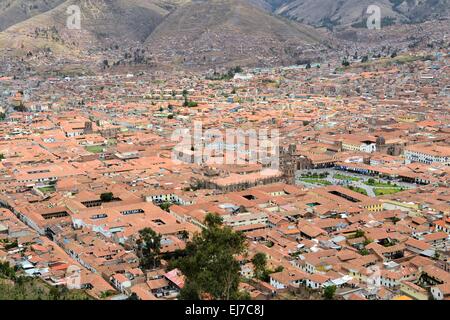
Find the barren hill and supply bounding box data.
[0,0,66,31]
[144,0,331,69]
[0,0,447,71]
[270,0,449,29]
[0,0,170,59]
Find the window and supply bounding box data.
[41,211,69,220]
[152,219,165,225]
[91,214,108,220]
[121,208,144,215]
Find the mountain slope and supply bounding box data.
[273,0,404,28]
[1,0,445,70]
[0,0,170,58]
[145,0,331,68]
[269,0,449,28]
[392,0,450,23]
[0,0,66,31]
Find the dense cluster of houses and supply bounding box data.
[0,46,448,300]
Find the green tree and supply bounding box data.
[204,212,223,228]
[137,228,162,269]
[391,217,401,224]
[179,230,189,241]
[179,281,201,300]
[100,192,114,202]
[159,202,171,212]
[0,154,4,161]
[355,230,365,238]
[99,290,116,299]
[433,251,440,260]
[274,266,284,273]
[251,253,267,280]
[175,213,246,300]
[4,240,18,250]
[323,285,336,300]
[127,292,139,300]
[0,262,16,280]
[359,248,370,256]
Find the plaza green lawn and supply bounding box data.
[346,186,368,196]
[299,179,332,186]
[38,186,55,193]
[365,179,398,188]
[85,145,105,153]
[374,188,405,196]
[333,174,361,181]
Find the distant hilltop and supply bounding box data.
[0,0,448,70]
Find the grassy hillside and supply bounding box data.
[0,262,92,300]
